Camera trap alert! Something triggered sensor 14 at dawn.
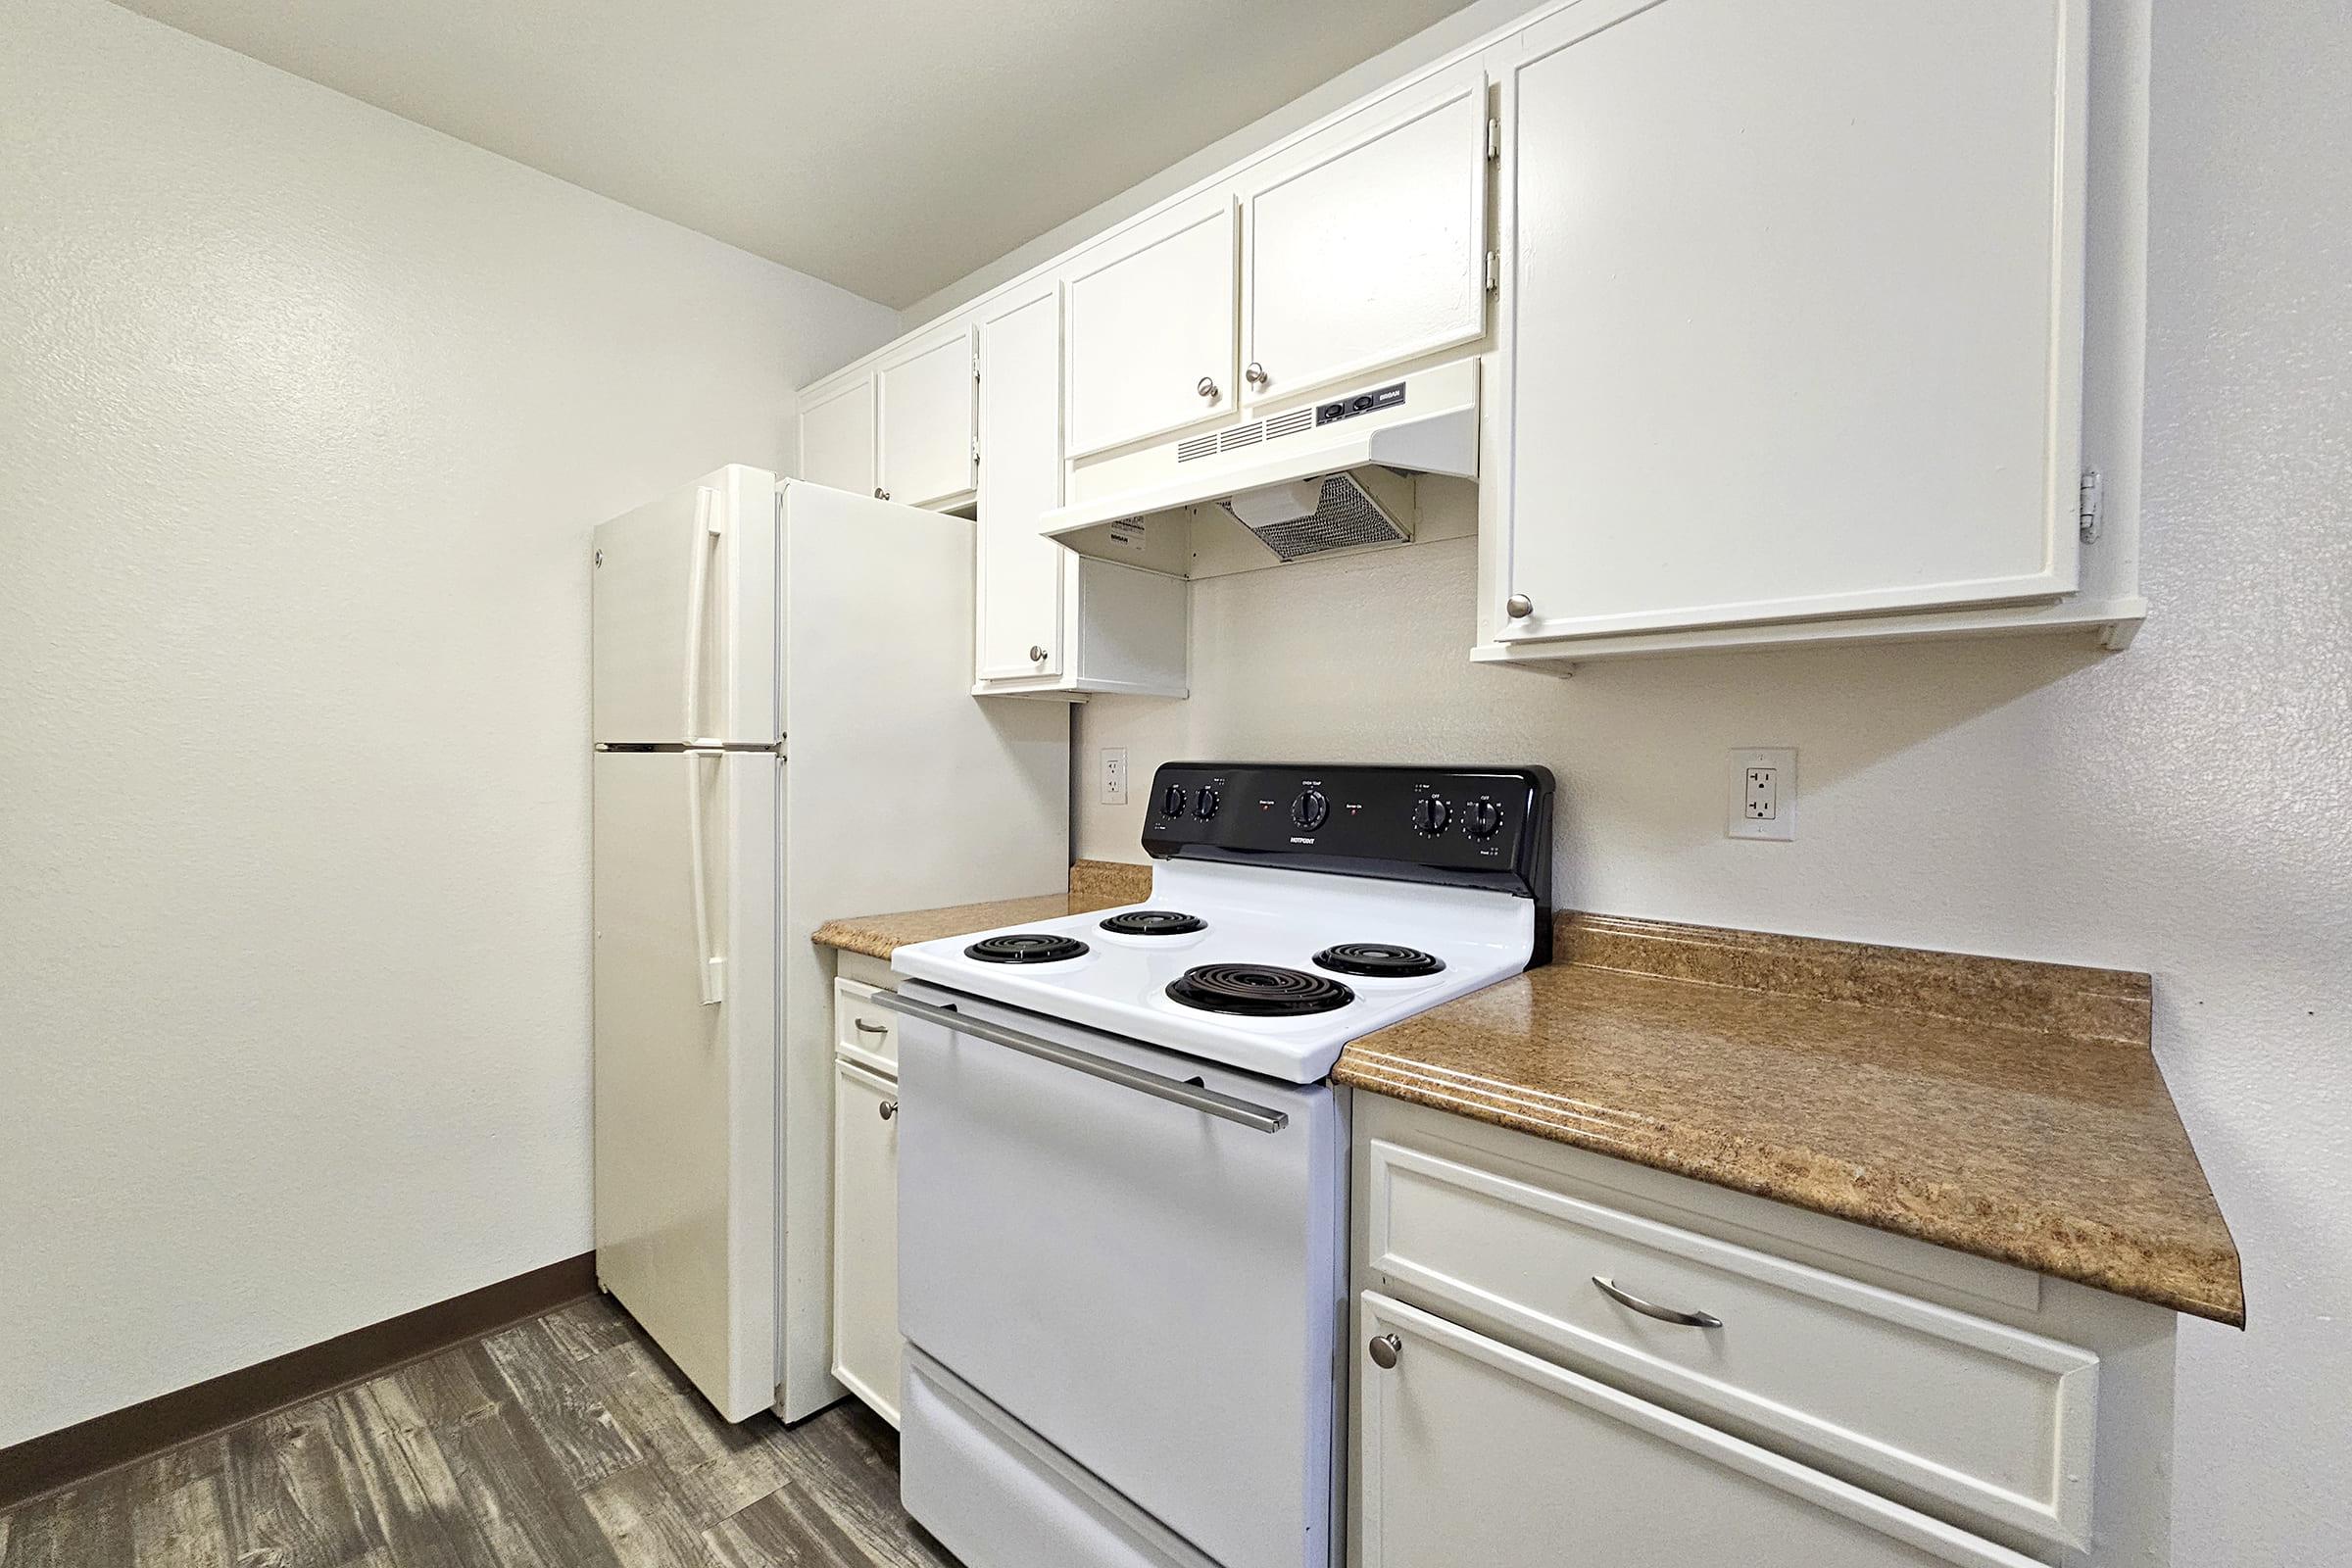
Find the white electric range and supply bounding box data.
[878,762,1556,1568]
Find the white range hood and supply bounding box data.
[1042,360,1479,577]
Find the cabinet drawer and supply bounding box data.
[1365,1140,2097,1548]
[834,977,898,1074]
[1357,1292,2040,1568]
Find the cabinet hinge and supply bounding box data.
[972,350,981,381]
[1487,115,1501,161]
[1485,251,1500,293]
[971,434,982,465]
[2078,468,2103,542]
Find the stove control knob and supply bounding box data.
[1161,782,1190,818]
[1411,796,1449,836]
[1291,788,1330,832]
[1463,796,1505,840]
[1193,786,1222,820]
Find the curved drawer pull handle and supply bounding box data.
[854,1019,889,1035]
[1592,1275,1722,1329]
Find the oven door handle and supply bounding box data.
[871,992,1291,1134]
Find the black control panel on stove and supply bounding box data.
[1140,762,1556,908]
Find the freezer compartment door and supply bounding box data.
[593,465,777,745]
[593,748,778,1420]
[896,988,1345,1568]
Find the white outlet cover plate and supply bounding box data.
[1100,747,1129,807]
[1728,748,1796,841]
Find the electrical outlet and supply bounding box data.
[1099,747,1128,807]
[1727,748,1796,841]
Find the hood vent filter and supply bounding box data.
[1222,472,1409,562]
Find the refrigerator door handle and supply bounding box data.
[680,484,722,742]
[684,750,724,1005]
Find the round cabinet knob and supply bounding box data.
[878,1100,899,1121]
[1505,594,1534,618]
[1193,786,1222,820]
[1464,796,1505,840]
[1368,1333,1401,1370]
[1245,362,1268,386]
[1162,782,1191,818]
[1197,375,1219,399]
[1291,788,1330,832]
[1411,796,1449,836]
[874,487,891,501]
[1029,644,1049,662]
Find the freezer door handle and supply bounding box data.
[680,484,722,740]
[872,992,1288,1133]
[684,750,724,1005]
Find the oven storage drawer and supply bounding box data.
[1357,1292,2043,1568]
[892,986,1345,1568]
[1363,1139,2098,1548]
[902,1350,1220,1568]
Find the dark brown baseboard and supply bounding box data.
[0,1250,597,1512]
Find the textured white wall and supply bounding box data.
[0,0,897,1446]
[1069,4,2351,1564]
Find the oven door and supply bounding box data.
[882,982,1346,1568]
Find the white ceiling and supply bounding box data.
[109,0,1481,309]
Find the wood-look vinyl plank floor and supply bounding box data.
[0,1296,958,1568]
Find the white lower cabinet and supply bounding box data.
[1352,1097,2179,1568]
[1362,1140,2098,1547]
[832,977,903,1426]
[1356,1292,2040,1568]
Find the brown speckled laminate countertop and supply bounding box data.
[816,871,2240,1325]
[811,860,1151,959]
[1336,913,2244,1326]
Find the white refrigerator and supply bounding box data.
[590,466,1068,1423]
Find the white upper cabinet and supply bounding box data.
[1493,0,2086,646]
[797,376,875,498]
[877,322,979,509]
[972,282,1189,701]
[974,286,1067,682]
[1240,68,1492,408]
[1063,197,1239,460]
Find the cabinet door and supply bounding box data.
[1241,69,1490,408]
[798,376,876,498]
[1496,0,2083,643]
[974,286,1067,680]
[1357,1294,2039,1568]
[1064,197,1238,460]
[832,1057,902,1426]
[878,323,978,509]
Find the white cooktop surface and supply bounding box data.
[887,858,1536,1083]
